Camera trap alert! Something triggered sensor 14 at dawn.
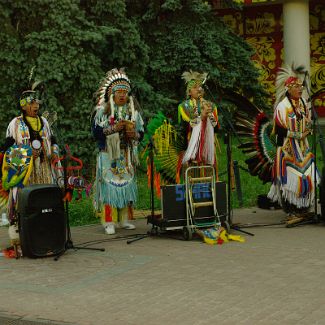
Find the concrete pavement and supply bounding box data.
[1,207,325,325]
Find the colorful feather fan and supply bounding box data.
[222,90,276,184]
[141,112,187,195]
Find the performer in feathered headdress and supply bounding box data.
[0,68,60,253]
[92,68,144,235]
[178,70,220,169]
[267,64,320,217]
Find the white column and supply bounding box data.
[283,0,310,72]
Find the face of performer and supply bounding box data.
[288,84,304,100]
[114,89,128,106]
[189,84,204,100]
[23,100,40,118]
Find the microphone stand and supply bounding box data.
[127,136,159,244]
[37,88,105,257]
[308,78,322,221]
[202,82,254,236]
[147,137,157,225]
[313,88,325,223]
[42,92,106,258]
[54,146,105,260]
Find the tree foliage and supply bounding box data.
[0,0,268,169]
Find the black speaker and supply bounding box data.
[159,181,227,228]
[17,184,66,258]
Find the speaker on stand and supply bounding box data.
[17,184,66,258]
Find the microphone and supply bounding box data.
[302,70,309,88]
[198,73,209,99]
[202,73,209,86]
[302,70,312,101]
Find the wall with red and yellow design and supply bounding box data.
[214,1,325,115]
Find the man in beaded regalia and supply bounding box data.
[267,64,320,218]
[92,68,144,235]
[0,77,60,250]
[178,70,220,170]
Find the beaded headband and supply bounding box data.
[20,90,42,107]
[284,77,303,89]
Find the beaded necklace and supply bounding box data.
[287,95,308,133]
[23,115,43,141]
[188,98,201,118]
[287,95,306,120]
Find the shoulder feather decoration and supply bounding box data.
[221,89,276,183]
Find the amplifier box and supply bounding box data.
[159,181,227,229]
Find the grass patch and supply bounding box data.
[68,197,97,227]
[68,135,323,226]
[217,137,270,209]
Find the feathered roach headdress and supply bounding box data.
[19,66,44,108]
[275,63,308,107]
[181,70,208,96]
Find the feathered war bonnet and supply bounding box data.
[275,63,308,107]
[95,68,135,123]
[19,66,44,109]
[181,70,208,97]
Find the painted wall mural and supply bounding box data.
[215,1,325,114]
[310,3,325,116]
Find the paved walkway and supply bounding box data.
[1,207,325,325]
